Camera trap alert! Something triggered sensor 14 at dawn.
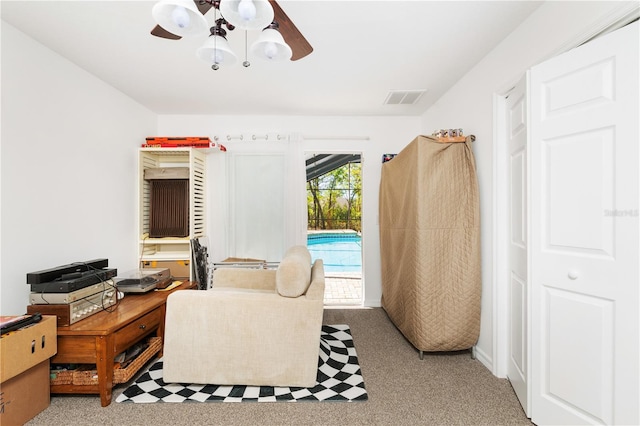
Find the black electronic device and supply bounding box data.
[115,268,171,293]
[26,258,109,284]
[30,268,117,293]
[30,281,113,304]
[1,312,42,335]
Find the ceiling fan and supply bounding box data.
[150,0,313,63]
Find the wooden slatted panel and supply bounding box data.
[140,154,159,237]
[191,153,206,238]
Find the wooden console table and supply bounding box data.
[50,281,196,406]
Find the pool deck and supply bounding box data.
[324,272,362,305]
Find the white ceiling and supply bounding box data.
[1,0,543,116]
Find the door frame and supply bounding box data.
[493,87,515,378]
[304,149,365,306]
[493,76,532,415]
[493,75,533,379]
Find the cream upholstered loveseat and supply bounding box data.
[162,246,325,387]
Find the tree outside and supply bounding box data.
[307,161,361,232]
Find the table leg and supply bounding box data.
[156,304,166,357]
[95,335,115,407]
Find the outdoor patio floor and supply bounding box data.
[324,272,362,305]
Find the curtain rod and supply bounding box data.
[212,134,370,142]
[301,135,370,141]
[213,134,288,141]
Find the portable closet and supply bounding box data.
[379,134,481,357]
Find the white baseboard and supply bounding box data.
[474,345,495,375]
[364,298,381,308]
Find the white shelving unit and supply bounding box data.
[138,147,219,281]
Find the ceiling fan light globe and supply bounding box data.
[237,0,257,21]
[264,41,278,59]
[219,0,274,30]
[250,28,292,61]
[170,6,190,28]
[152,0,208,37]
[196,35,238,67]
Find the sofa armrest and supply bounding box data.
[211,268,277,291]
[305,259,325,300]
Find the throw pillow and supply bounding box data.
[276,246,312,297]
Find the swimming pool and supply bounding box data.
[307,233,362,273]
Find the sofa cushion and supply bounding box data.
[276,246,312,297]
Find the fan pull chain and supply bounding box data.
[212,7,219,70]
[243,30,250,68]
[212,34,219,70]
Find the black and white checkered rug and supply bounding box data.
[116,324,367,403]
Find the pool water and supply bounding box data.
[307,233,362,273]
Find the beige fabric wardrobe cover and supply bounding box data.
[379,135,481,352]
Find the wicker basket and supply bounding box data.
[71,337,162,386]
[50,369,74,385]
[72,365,99,385]
[114,336,162,383]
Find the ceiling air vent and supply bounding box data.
[384,89,427,105]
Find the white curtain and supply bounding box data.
[227,136,307,262]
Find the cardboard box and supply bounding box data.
[143,137,212,148]
[0,360,50,425]
[142,260,190,279]
[1,316,57,383]
[144,167,190,180]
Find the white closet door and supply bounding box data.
[530,22,638,425]
[506,75,530,416]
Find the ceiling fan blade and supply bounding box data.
[268,0,313,61]
[194,0,214,16]
[151,25,182,40]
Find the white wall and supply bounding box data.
[0,22,157,315]
[157,115,421,306]
[419,1,639,372]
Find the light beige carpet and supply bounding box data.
[27,308,532,425]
